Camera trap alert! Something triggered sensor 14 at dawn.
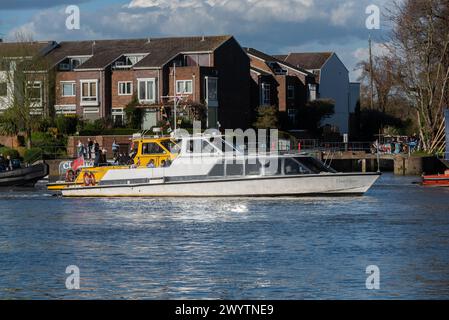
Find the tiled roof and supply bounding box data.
[275,52,333,70]
[46,35,233,70]
[0,41,55,58]
[133,35,232,68]
[244,47,312,76]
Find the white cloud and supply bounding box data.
[5,0,393,82]
[353,42,390,61]
[330,1,356,26]
[127,0,319,23]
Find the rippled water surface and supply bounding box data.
[1,173,449,299]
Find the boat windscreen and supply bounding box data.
[296,157,336,173]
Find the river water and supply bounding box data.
[0,173,449,300]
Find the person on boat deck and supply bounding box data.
[160,159,170,168]
[93,140,101,167]
[100,149,107,166]
[147,159,155,168]
[6,155,13,171]
[0,153,6,171]
[131,157,141,169]
[87,138,94,160]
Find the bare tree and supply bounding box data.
[388,0,449,152]
[0,32,50,148]
[358,54,399,114]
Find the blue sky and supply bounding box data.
[0,0,391,80]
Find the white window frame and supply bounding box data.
[27,81,43,105]
[55,104,77,115]
[80,79,99,106]
[176,80,193,94]
[112,108,125,125]
[61,81,76,97]
[118,81,133,96]
[308,84,317,101]
[261,83,271,105]
[137,78,156,103]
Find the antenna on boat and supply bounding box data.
[173,62,177,134]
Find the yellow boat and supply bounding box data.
[47,135,180,191]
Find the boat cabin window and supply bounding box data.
[261,158,282,176]
[186,139,218,154]
[142,142,166,155]
[209,137,237,153]
[208,162,225,177]
[245,159,261,176]
[161,139,181,154]
[296,157,334,173]
[284,158,311,175]
[226,161,244,176]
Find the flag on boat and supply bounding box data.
[71,156,84,171]
[445,108,449,161]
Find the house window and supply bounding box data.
[80,80,98,106]
[138,78,156,103]
[61,82,76,97]
[0,82,7,97]
[118,81,132,96]
[55,105,76,115]
[288,109,297,124]
[261,83,271,105]
[112,108,125,125]
[308,84,317,101]
[27,81,42,104]
[176,80,193,94]
[288,85,295,99]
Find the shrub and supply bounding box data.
[55,115,79,135]
[0,147,20,160]
[125,95,143,129]
[23,147,43,164]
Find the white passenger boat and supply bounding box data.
[61,135,380,197]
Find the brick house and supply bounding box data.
[244,48,316,129]
[47,36,251,130]
[274,52,360,134]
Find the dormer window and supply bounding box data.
[59,56,90,71]
[114,54,146,69]
[267,61,287,75]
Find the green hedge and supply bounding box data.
[0,147,20,160]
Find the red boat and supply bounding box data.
[422,170,449,187]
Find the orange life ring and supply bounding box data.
[83,172,91,186]
[65,170,75,182]
[89,172,96,186]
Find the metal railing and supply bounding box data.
[25,145,69,164]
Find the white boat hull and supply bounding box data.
[61,173,380,197]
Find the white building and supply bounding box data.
[275,52,360,134]
[0,40,56,115]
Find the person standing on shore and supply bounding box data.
[77,140,85,158]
